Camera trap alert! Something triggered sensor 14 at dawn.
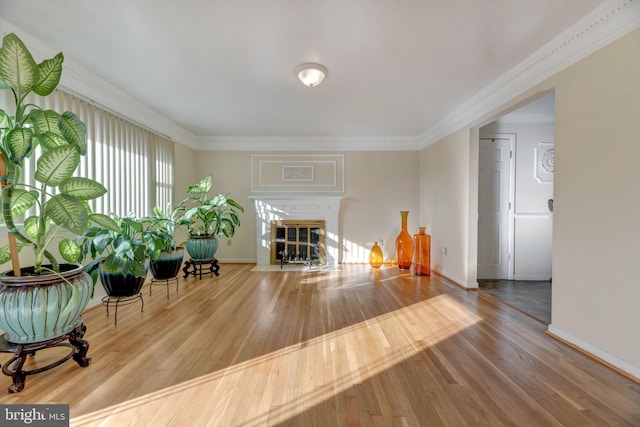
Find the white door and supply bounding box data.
[478,136,514,280]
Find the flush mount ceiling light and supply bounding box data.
[295,63,328,87]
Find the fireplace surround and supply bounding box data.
[252,197,341,269]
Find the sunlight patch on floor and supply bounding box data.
[71,294,480,426]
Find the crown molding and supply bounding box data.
[193,136,421,151]
[418,0,640,149]
[0,18,198,149]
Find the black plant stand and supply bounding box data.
[183,258,220,279]
[149,276,179,299]
[0,321,90,393]
[102,293,144,326]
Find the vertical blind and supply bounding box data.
[1,89,174,219]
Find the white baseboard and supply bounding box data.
[547,324,640,381]
[216,258,256,263]
[433,269,477,289]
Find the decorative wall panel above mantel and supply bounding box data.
[251,154,345,194]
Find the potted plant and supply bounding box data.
[82,214,158,297]
[142,205,185,281]
[174,174,244,261]
[0,33,107,344]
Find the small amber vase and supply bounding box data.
[369,241,383,268]
[396,211,413,269]
[414,227,431,276]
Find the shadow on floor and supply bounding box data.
[478,280,551,324]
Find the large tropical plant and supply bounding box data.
[0,33,112,275]
[174,174,244,237]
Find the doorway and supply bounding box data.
[477,92,555,321]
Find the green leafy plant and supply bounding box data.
[81,214,165,281]
[0,33,107,275]
[141,204,182,255]
[174,174,244,237]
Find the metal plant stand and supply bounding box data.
[102,293,144,326]
[183,258,220,279]
[0,321,90,393]
[149,276,179,299]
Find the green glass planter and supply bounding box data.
[0,264,92,344]
[186,235,218,261]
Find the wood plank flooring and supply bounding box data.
[478,279,552,324]
[0,264,638,426]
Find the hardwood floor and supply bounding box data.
[478,280,552,324]
[0,264,638,426]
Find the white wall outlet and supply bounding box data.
[442,246,448,255]
[379,239,384,246]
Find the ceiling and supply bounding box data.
[0,1,612,145]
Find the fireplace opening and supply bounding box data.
[270,220,325,266]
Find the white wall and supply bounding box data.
[189,150,420,264]
[420,127,478,288]
[481,122,555,280]
[423,29,640,379]
[549,29,640,376]
[341,151,420,263]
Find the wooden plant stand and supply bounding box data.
[183,258,220,279]
[0,321,90,393]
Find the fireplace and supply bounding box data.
[252,197,341,269]
[271,220,325,265]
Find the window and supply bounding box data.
[1,89,174,219]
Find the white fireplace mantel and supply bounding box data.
[251,196,342,268]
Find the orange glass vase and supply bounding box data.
[396,211,413,269]
[414,227,431,276]
[369,241,383,268]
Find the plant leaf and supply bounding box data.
[35,144,80,186]
[103,254,128,275]
[33,52,63,96]
[218,217,234,237]
[91,228,115,255]
[44,194,88,235]
[0,243,24,265]
[227,198,244,212]
[23,215,49,239]
[89,214,120,232]
[10,189,38,217]
[23,216,37,239]
[0,33,39,96]
[5,127,33,164]
[187,174,212,194]
[36,131,68,150]
[59,177,107,200]
[59,238,82,263]
[29,110,62,135]
[121,217,143,235]
[58,111,87,154]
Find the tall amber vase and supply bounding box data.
[396,211,413,269]
[414,227,431,276]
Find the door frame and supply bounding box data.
[478,133,516,280]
